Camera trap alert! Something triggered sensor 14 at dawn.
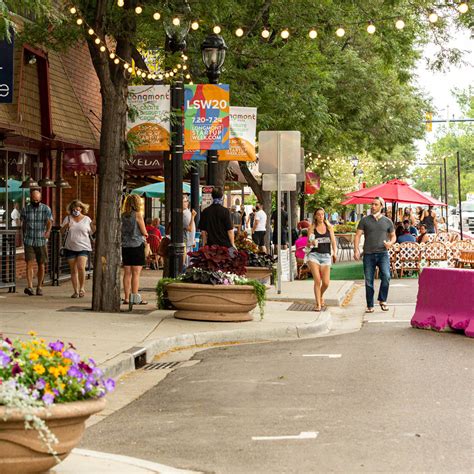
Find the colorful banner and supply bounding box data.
[183,150,207,161]
[218,106,257,162]
[127,85,170,151]
[305,172,320,195]
[184,84,230,150]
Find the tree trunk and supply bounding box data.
[216,161,229,188]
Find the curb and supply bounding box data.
[100,310,332,380]
[266,280,355,307]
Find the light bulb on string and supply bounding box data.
[94,38,101,44]
[235,28,244,37]
[280,29,290,39]
[124,63,129,69]
[169,71,174,77]
[182,64,188,70]
[189,81,193,84]
[114,58,120,64]
[165,72,170,78]
[177,64,182,69]
[182,54,188,61]
[395,19,405,30]
[458,2,469,13]
[88,28,94,35]
[173,68,178,73]
[127,67,133,73]
[117,0,124,6]
[147,74,152,79]
[158,74,163,80]
[153,12,161,20]
[100,46,106,52]
[213,25,221,34]
[336,27,345,37]
[136,70,142,77]
[367,22,376,34]
[76,18,83,25]
[428,11,438,23]
[261,28,270,39]
[185,74,191,79]
[172,17,180,26]
[109,53,115,59]
[309,29,317,39]
[191,21,199,30]
[135,6,142,14]
[70,7,77,14]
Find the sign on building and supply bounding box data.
[219,106,257,161]
[127,85,171,151]
[201,186,214,210]
[184,84,230,151]
[0,33,14,104]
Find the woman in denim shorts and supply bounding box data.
[306,208,337,311]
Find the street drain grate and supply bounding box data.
[287,303,326,312]
[143,362,182,371]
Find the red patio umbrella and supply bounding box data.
[342,179,446,206]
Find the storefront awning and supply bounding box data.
[63,149,97,174]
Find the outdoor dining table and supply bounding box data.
[411,267,474,338]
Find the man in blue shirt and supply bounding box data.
[20,189,53,296]
[397,220,417,243]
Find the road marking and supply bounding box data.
[252,431,319,441]
[302,354,342,358]
[366,320,411,323]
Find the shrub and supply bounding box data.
[188,245,248,276]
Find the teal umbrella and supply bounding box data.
[0,179,24,201]
[131,181,191,198]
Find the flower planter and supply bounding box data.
[335,233,355,243]
[244,266,272,284]
[167,282,257,322]
[0,397,106,474]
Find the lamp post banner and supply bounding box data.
[218,106,257,161]
[305,172,321,195]
[184,84,230,150]
[183,150,207,161]
[127,85,171,151]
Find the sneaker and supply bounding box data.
[36,288,43,296]
[24,287,34,296]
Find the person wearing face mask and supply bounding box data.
[354,197,396,314]
[60,200,95,298]
[20,189,53,296]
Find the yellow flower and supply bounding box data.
[33,364,45,375]
[28,331,37,337]
[48,367,60,378]
[57,365,68,376]
[29,352,39,361]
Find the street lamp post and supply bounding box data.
[201,34,227,185]
[164,3,190,278]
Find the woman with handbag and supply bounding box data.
[60,200,95,298]
[121,194,148,310]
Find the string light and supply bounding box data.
[395,19,405,30]
[185,74,191,79]
[159,74,164,80]
[458,2,469,13]
[165,72,170,78]
[177,64,182,69]
[191,21,199,30]
[70,7,76,14]
[124,63,129,69]
[117,0,124,6]
[76,18,83,25]
[153,12,161,20]
[182,64,188,70]
[94,37,100,44]
[336,27,345,37]
[87,28,94,35]
[182,54,188,61]
[261,28,270,39]
[213,25,221,34]
[281,29,290,39]
[135,6,142,14]
[428,11,438,23]
[109,52,115,59]
[173,68,177,73]
[172,17,180,26]
[169,71,174,76]
[309,29,317,39]
[100,45,106,52]
[235,27,244,37]
[367,22,376,34]
[114,58,120,64]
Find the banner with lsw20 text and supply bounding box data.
[127,85,170,151]
[184,84,230,150]
[218,106,257,162]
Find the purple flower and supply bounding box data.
[63,350,80,364]
[103,378,115,392]
[84,381,93,392]
[11,363,22,376]
[42,393,55,405]
[67,365,83,379]
[35,378,46,390]
[53,389,59,396]
[0,351,11,367]
[48,340,64,352]
[4,337,12,345]
[88,358,97,367]
[78,362,92,374]
[92,367,103,378]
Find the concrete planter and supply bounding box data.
[335,233,355,242]
[244,266,272,284]
[167,282,257,322]
[0,397,106,474]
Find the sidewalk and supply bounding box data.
[0,270,354,380]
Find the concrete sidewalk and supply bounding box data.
[0,270,354,380]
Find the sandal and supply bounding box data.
[121,299,129,305]
[365,307,375,313]
[71,292,79,299]
[314,306,321,312]
[379,302,389,312]
[79,290,85,298]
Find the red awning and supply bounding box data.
[63,149,97,174]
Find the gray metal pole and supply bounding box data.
[287,191,293,281]
[277,132,282,294]
[456,151,463,240]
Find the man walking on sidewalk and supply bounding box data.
[354,197,395,313]
[21,189,53,296]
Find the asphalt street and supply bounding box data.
[82,322,473,473]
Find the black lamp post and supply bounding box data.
[164,1,190,278]
[201,34,227,185]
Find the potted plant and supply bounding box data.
[235,232,276,283]
[0,332,114,473]
[156,245,266,322]
[333,222,357,242]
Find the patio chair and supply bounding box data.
[435,232,450,243]
[398,242,422,277]
[424,241,448,267]
[449,239,473,267]
[337,236,354,261]
[448,232,460,242]
[389,243,400,278]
